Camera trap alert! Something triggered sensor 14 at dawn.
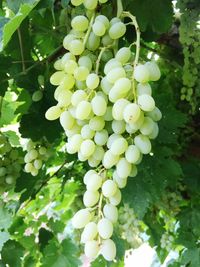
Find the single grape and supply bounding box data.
[98,218,113,239]
[112,98,130,120]
[106,67,126,84]
[110,137,128,155]
[76,100,92,120]
[140,117,155,135]
[116,158,132,179]
[86,32,100,51]
[109,188,121,206]
[71,90,87,106]
[125,145,141,164]
[134,65,150,83]
[81,124,95,139]
[81,222,98,243]
[83,190,99,207]
[109,22,126,39]
[60,111,75,130]
[83,0,98,10]
[72,209,91,229]
[86,173,102,191]
[69,39,84,55]
[91,95,107,116]
[102,180,117,197]
[103,204,118,223]
[71,15,89,32]
[137,83,152,96]
[86,73,100,89]
[74,66,89,81]
[147,107,162,121]
[115,47,131,64]
[95,15,109,29]
[111,120,126,134]
[92,20,106,36]
[145,61,161,81]
[78,56,92,71]
[102,150,119,169]
[138,94,155,112]
[123,103,141,124]
[101,239,116,261]
[32,90,43,102]
[84,240,99,259]
[94,129,108,146]
[104,59,122,75]
[134,134,151,154]
[89,116,105,131]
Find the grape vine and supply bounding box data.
[45,0,162,262]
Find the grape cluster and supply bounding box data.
[118,203,143,248]
[24,140,49,176]
[0,134,23,191]
[45,0,162,261]
[160,231,174,252]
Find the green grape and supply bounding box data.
[92,20,106,36]
[83,0,98,10]
[69,39,84,55]
[71,15,89,32]
[86,32,100,51]
[32,90,43,102]
[109,22,126,39]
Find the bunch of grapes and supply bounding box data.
[0,134,23,191]
[160,231,175,252]
[24,140,49,176]
[118,203,143,248]
[45,0,162,261]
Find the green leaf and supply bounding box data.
[6,0,39,13]
[181,248,200,267]
[0,231,10,252]
[41,239,81,267]
[1,240,25,267]
[0,1,39,51]
[125,0,173,33]
[0,205,12,230]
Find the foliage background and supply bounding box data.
[0,0,200,266]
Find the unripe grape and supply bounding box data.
[94,130,108,146]
[45,106,62,121]
[125,145,141,164]
[112,99,130,120]
[74,66,89,81]
[78,56,92,71]
[32,90,43,102]
[134,134,151,154]
[134,65,150,83]
[0,167,6,177]
[50,71,65,85]
[101,239,116,261]
[86,173,102,191]
[5,175,14,184]
[110,17,121,26]
[102,150,119,169]
[76,101,92,120]
[115,47,131,64]
[116,158,132,179]
[83,0,98,10]
[84,240,99,259]
[83,190,99,207]
[91,95,107,116]
[92,20,106,36]
[81,222,98,243]
[110,137,128,155]
[86,73,100,89]
[109,189,121,206]
[54,59,62,70]
[80,139,95,158]
[138,94,155,112]
[72,209,91,229]
[137,83,152,96]
[145,61,161,81]
[102,180,117,197]
[98,218,113,239]
[39,147,47,155]
[28,149,38,160]
[109,78,131,102]
[109,22,126,39]
[103,204,118,223]
[71,15,89,32]
[61,52,76,66]
[60,111,75,130]
[123,103,141,123]
[31,168,38,176]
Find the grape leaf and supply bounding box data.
[0,206,12,230]
[0,232,10,252]
[181,248,200,267]
[1,240,25,267]
[125,0,173,33]
[0,1,39,51]
[41,239,81,267]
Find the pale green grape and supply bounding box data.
[57,90,72,107]
[110,137,128,155]
[81,124,95,139]
[93,146,104,161]
[84,240,99,259]
[104,59,122,75]
[112,98,130,120]
[111,120,126,134]
[140,117,155,135]
[50,71,66,85]
[33,159,43,170]
[83,190,99,207]
[60,111,75,130]
[145,61,161,81]
[83,0,98,10]
[86,32,100,51]
[39,147,47,155]
[28,149,38,161]
[78,56,92,71]
[128,111,144,131]
[137,83,152,96]
[86,173,102,191]
[84,170,96,184]
[98,218,113,239]
[76,100,92,120]
[138,94,155,112]
[81,222,98,243]
[71,15,89,32]
[54,59,63,70]
[95,15,109,29]
[115,47,131,64]
[71,90,87,106]
[5,175,14,184]
[72,209,91,229]
[89,116,105,131]
[74,66,89,81]
[116,157,132,179]
[134,65,150,83]
[80,139,95,158]
[129,165,138,177]
[32,90,43,102]
[91,95,107,116]
[109,22,126,39]
[100,77,112,95]
[99,0,109,3]
[94,129,108,146]
[125,145,141,164]
[103,203,118,223]
[123,103,141,123]
[86,73,100,89]
[147,107,162,121]
[113,171,127,188]
[64,60,78,74]
[102,150,119,169]
[101,239,116,261]
[106,67,126,84]
[63,34,76,50]
[67,134,83,153]
[110,17,121,26]
[75,80,87,90]
[102,34,113,46]
[134,134,151,154]
[92,20,106,36]
[71,0,83,6]
[109,77,131,102]
[65,124,81,137]
[103,106,113,121]
[109,188,121,206]
[69,39,84,55]
[148,123,159,139]
[107,133,122,149]
[102,179,117,197]
[24,162,34,173]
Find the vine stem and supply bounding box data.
[83,14,95,46]
[122,11,141,102]
[95,47,106,74]
[0,96,3,117]
[17,28,26,72]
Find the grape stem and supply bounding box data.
[17,28,26,72]
[83,14,95,46]
[122,11,141,102]
[95,47,106,74]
